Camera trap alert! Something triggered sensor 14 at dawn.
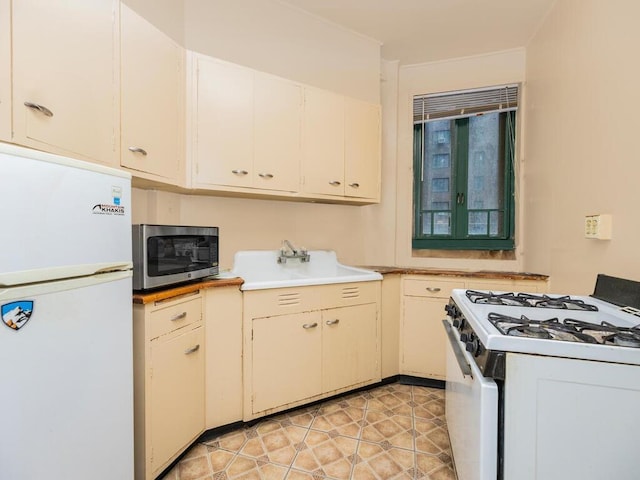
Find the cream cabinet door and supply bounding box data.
[253,72,302,192]
[0,0,9,142]
[344,97,381,200]
[401,277,464,380]
[194,56,253,188]
[251,311,322,414]
[12,0,119,166]
[120,4,184,182]
[302,87,345,196]
[149,325,204,476]
[204,286,243,429]
[401,296,449,380]
[322,303,379,393]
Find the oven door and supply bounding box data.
[443,320,498,480]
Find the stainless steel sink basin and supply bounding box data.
[230,250,382,291]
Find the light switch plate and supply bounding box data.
[585,214,612,240]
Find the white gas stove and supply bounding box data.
[451,288,640,367]
[443,275,640,480]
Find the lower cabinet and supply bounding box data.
[133,292,205,480]
[400,275,547,380]
[244,282,381,420]
[204,286,244,430]
[401,278,464,380]
[322,303,378,392]
[149,326,204,471]
[252,311,323,413]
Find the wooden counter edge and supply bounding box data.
[363,266,548,282]
[132,277,244,304]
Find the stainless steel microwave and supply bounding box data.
[132,224,219,291]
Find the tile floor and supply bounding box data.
[162,383,457,480]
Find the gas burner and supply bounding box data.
[465,290,531,307]
[606,331,640,348]
[564,319,640,349]
[488,314,640,347]
[507,325,553,339]
[465,290,599,312]
[525,294,600,311]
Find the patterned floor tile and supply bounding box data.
[162,384,457,480]
[361,411,415,450]
[311,405,365,438]
[355,440,414,480]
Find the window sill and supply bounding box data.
[411,249,516,261]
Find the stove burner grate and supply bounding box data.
[488,313,611,345]
[506,325,553,339]
[560,319,640,348]
[466,290,599,311]
[466,290,532,307]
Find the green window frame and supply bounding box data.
[412,111,516,250]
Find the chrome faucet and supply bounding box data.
[278,240,310,264]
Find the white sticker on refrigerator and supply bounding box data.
[112,186,122,206]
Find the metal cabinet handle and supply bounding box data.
[443,320,472,377]
[329,180,342,186]
[302,322,318,329]
[258,173,274,179]
[348,183,360,188]
[232,169,249,175]
[325,319,340,325]
[128,146,148,156]
[184,344,200,355]
[24,101,53,117]
[426,287,442,293]
[170,312,187,321]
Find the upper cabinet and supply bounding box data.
[0,0,10,142]
[12,0,120,166]
[344,97,381,200]
[120,4,185,184]
[190,53,381,204]
[301,87,345,196]
[4,4,380,205]
[301,88,381,201]
[192,55,254,189]
[191,55,302,194]
[253,72,302,192]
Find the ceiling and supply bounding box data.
[280,0,557,65]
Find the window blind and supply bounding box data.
[413,84,518,124]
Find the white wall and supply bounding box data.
[183,0,380,102]
[121,0,184,44]
[390,49,527,270]
[523,0,640,293]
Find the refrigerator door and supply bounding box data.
[0,271,134,480]
[0,143,132,286]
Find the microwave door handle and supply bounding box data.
[443,320,473,378]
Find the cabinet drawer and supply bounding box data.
[150,296,202,339]
[403,278,464,298]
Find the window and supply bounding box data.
[432,154,450,168]
[412,85,517,250]
[431,177,449,192]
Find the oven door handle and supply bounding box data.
[443,320,473,378]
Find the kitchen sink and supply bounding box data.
[230,250,382,290]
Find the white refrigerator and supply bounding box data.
[0,143,134,479]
